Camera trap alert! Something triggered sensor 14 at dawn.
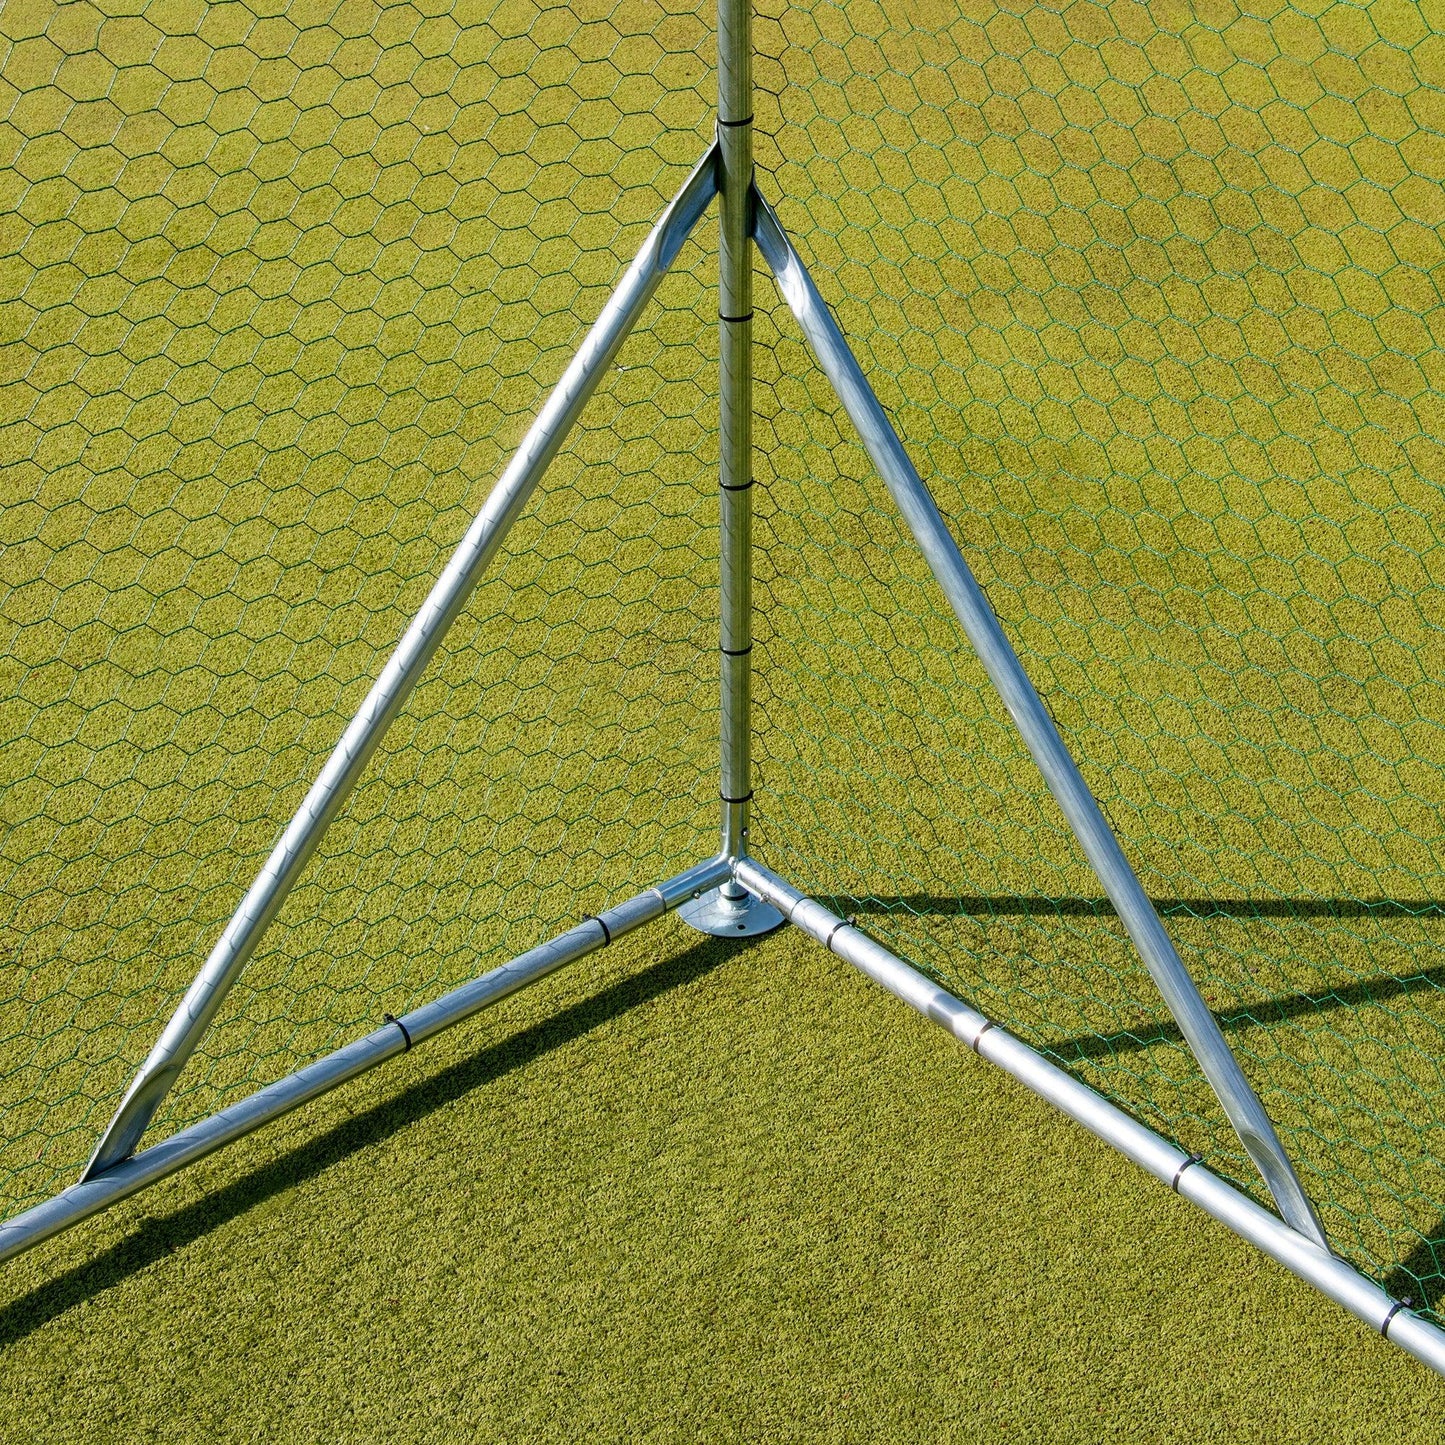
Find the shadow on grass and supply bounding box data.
[842,890,1445,1316]
[1041,962,1445,1065]
[0,930,755,1349]
[838,893,1445,921]
[831,890,1445,1059]
[1386,1235,1445,1322]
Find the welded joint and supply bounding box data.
[655,860,731,910]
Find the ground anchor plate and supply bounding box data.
[678,883,786,937]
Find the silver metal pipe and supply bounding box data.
[717,0,753,875]
[2,857,730,1264]
[749,192,1327,1251]
[81,151,721,1182]
[680,0,780,941]
[733,858,1445,1378]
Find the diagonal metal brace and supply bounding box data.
[3,857,730,1263]
[751,186,1328,1250]
[80,145,722,1182]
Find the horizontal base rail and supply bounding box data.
[11,848,1444,1378]
[732,857,1445,1378]
[0,856,730,1267]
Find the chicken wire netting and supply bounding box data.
[748,0,1445,1314]
[0,0,720,1215]
[6,0,1445,1323]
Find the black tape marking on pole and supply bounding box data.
[1171,1153,1204,1192]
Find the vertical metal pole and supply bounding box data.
[718,0,753,874]
[682,0,783,937]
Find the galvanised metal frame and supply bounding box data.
[6,0,1444,1379]
[677,0,783,942]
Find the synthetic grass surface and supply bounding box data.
[3,915,1445,1441]
[5,0,1445,1425]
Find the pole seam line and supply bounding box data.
[770,889,800,924]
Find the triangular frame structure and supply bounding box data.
[4,0,1445,1379]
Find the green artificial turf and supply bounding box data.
[5,0,1445,1433]
[3,915,1445,1442]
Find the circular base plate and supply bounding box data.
[678,885,786,938]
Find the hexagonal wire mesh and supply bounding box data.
[1,0,720,1213]
[4,0,1445,1330]
[747,0,1445,1316]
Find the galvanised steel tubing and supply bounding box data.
[750,191,1329,1251]
[733,859,1445,1377]
[81,148,722,1183]
[716,0,754,884]
[2,857,730,1265]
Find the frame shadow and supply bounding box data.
[842,889,1445,1315]
[0,930,757,1349]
